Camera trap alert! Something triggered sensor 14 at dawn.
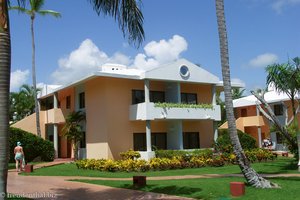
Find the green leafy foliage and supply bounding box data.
[120,149,141,160]
[9,127,54,162]
[75,148,274,172]
[214,129,257,153]
[154,102,213,109]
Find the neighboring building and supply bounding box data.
[13,59,241,160]
[221,85,299,151]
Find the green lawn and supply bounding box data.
[26,157,298,178]
[9,162,45,170]
[72,177,300,200]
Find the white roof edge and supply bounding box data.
[216,81,245,88]
[39,71,142,98]
[233,91,299,108]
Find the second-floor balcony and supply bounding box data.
[129,102,221,121]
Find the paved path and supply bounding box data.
[7,159,300,199]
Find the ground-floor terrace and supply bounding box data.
[45,119,218,161]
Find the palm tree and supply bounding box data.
[10,84,40,122]
[1,0,144,195]
[265,57,300,171]
[10,0,61,137]
[266,58,300,116]
[232,88,245,100]
[0,0,26,196]
[215,0,277,188]
[62,111,86,160]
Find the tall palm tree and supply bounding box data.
[1,0,144,195]
[0,0,26,197]
[62,111,86,160]
[215,0,277,188]
[10,0,61,137]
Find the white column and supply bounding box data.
[53,93,58,158]
[213,121,218,142]
[53,125,58,158]
[212,85,216,105]
[144,79,150,103]
[146,120,151,152]
[258,127,262,148]
[256,106,262,148]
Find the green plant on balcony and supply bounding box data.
[154,102,213,109]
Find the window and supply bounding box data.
[181,93,197,104]
[40,96,54,110]
[133,133,146,151]
[179,65,190,77]
[274,104,283,116]
[183,132,199,149]
[150,91,165,103]
[133,132,167,151]
[151,133,167,150]
[79,92,85,109]
[241,108,247,117]
[132,90,145,104]
[66,96,71,109]
[132,90,165,104]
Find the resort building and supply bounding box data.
[13,59,241,160]
[221,85,298,151]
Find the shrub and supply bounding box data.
[120,149,141,160]
[9,127,55,162]
[215,129,257,153]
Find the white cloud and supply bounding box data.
[271,0,300,13]
[133,35,188,70]
[231,78,246,87]
[51,39,130,84]
[51,35,188,84]
[10,69,30,91]
[248,53,278,68]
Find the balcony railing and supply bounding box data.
[129,102,221,121]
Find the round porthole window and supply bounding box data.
[179,65,190,78]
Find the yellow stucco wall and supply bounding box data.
[11,112,46,139]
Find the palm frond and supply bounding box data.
[38,10,61,18]
[89,0,144,47]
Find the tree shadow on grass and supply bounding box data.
[121,184,204,199]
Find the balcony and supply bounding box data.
[129,102,221,121]
[43,108,66,124]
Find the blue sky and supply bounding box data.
[9,0,300,94]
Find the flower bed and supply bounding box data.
[75,148,276,172]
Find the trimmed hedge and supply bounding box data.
[9,127,55,162]
[215,129,257,153]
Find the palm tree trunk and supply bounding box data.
[215,0,278,188]
[31,15,41,137]
[0,0,10,196]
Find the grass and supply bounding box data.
[8,162,46,170]
[26,157,298,178]
[72,177,300,200]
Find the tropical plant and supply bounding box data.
[10,0,61,137]
[62,111,86,160]
[261,57,300,170]
[232,88,245,100]
[215,0,277,188]
[10,84,40,122]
